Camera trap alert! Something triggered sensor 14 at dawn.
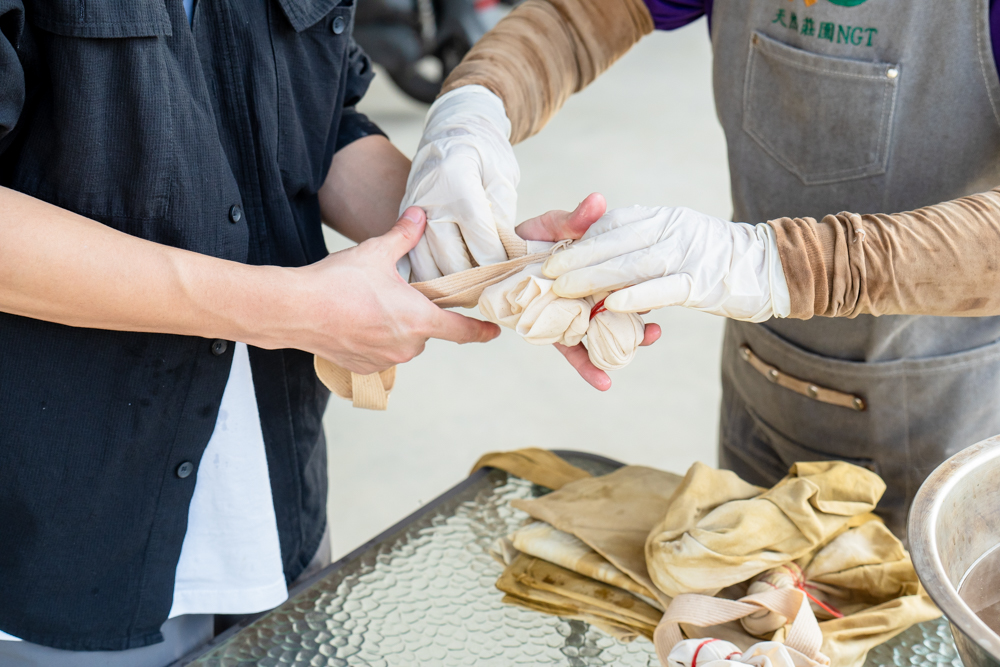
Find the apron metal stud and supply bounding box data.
[807,385,819,398]
[739,345,751,361]
[768,369,780,382]
[853,397,867,411]
[887,67,899,80]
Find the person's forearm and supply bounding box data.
[0,186,294,346]
[319,134,410,243]
[440,0,653,144]
[769,187,1000,318]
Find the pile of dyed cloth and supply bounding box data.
[476,449,940,667]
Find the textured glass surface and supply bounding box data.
[189,454,961,667]
[864,617,962,667]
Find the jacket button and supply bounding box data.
[176,461,194,479]
[332,16,345,34]
[229,204,243,224]
[211,339,228,356]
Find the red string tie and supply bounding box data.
[589,297,608,320]
[691,638,721,667]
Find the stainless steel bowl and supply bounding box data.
[910,435,1000,667]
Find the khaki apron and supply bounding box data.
[710,0,1000,537]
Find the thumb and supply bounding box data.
[375,206,427,262]
[605,275,693,313]
[514,193,607,242]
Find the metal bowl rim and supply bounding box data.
[909,435,1000,660]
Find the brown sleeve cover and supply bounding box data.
[769,188,1000,319]
[439,0,653,144]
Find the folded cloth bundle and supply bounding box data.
[668,638,819,667]
[475,449,941,667]
[496,552,662,641]
[315,234,644,410]
[504,521,662,608]
[511,465,684,609]
[478,263,644,370]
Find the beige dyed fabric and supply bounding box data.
[792,593,941,667]
[440,0,653,144]
[645,462,884,599]
[512,466,683,609]
[771,187,1000,319]
[497,553,661,640]
[508,522,663,608]
[470,447,592,490]
[741,521,921,635]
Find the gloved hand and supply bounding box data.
[401,85,519,282]
[541,206,791,322]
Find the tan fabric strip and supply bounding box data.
[440,0,653,143]
[738,344,866,412]
[470,448,592,489]
[315,237,542,409]
[314,357,396,411]
[653,590,828,667]
[770,187,1000,319]
[410,250,551,308]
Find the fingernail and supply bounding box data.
[400,207,424,225]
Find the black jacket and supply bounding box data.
[0,0,383,650]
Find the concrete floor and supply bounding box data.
[323,20,733,559]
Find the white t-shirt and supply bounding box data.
[0,342,288,641]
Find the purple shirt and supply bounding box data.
[645,0,1000,71]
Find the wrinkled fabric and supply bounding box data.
[496,553,660,640]
[789,594,940,667]
[669,639,814,667]
[667,637,743,667]
[645,462,884,598]
[507,522,663,608]
[742,521,919,635]
[479,263,645,370]
[512,465,682,608]
[485,451,935,667]
[470,447,592,490]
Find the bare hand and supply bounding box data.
[286,207,500,374]
[514,193,661,391]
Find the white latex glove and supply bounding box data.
[541,206,791,322]
[401,85,519,282]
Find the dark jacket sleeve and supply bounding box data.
[0,0,29,155]
[335,38,386,152]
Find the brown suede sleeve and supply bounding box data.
[439,0,653,144]
[769,188,1000,319]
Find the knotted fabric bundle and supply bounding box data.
[741,520,920,636]
[668,638,817,667]
[315,230,644,410]
[479,264,644,370]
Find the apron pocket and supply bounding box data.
[742,30,899,185]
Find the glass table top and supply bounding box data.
[178,451,962,667]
